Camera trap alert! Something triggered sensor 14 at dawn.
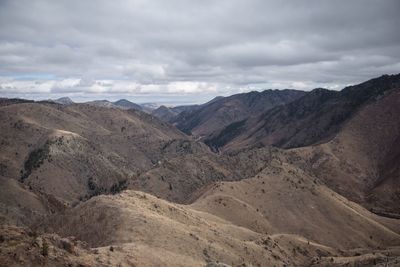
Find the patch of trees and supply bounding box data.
[20,141,51,182]
[83,177,128,200]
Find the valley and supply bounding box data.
[1,74,400,266]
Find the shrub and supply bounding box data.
[42,241,49,257]
[86,177,106,197]
[110,180,127,194]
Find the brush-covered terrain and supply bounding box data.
[1,74,400,266]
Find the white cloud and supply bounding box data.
[0,0,399,102]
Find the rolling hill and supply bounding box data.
[0,100,245,226]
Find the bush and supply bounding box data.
[110,180,127,194]
[42,241,49,257]
[86,177,106,197]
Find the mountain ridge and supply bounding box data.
[209,74,400,152]
[172,89,306,141]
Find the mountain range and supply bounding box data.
[1,74,400,266]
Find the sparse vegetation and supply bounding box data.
[86,177,106,198]
[110,180,128,194]
[0,162,7,176]
[42,240,49,257]
[86,177,128,199]
[20,141,51,181]
[1,74,400,266]
[87,177,97,191]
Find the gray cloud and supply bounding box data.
[0,0,399,102]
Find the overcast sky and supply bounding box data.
[0,0,399,104]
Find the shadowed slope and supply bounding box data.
[283,88,400,215]
[173,89,305,140]
[211,74,400,152]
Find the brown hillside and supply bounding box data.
[281,88,400,215]
[43,182,400,267]
[0,101,242,225]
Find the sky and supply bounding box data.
[0,0,399,104]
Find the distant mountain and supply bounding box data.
[113,99,143,111]
[209,74,400,152]
[53,97,74,105]
[139,103,159,113]
[151,105,178,121]
[172,89,306,141]
[85,100,116,108]
[85,99,142,111]
[151,104,199,122]
[143,102,200,115]
[170,104,200,114]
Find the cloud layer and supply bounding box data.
[0,0,399,102]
